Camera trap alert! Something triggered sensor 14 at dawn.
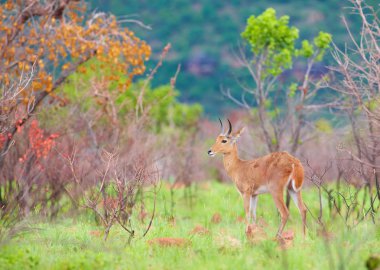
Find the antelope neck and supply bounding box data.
[222,144,242,176]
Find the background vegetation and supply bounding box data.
[0,0,379,269]
[91,0,378,115]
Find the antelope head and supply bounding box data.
[208,118,245,156]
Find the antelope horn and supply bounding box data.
[218,118,225,134]
[227,119,232,136]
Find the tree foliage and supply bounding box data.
[242,8,299,76]
[241,8,332,76]
[225,8,333,153]
[0,0,150,164]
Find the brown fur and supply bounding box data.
[209,127,307,237]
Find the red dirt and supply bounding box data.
[215,234,242,250]
[199,182,211,190]
[276,230,295,250]
[189,225,210,235]
[148,237,190,247]
[236,216,245,223]
[211,212,222,224]
[165,181,188,189]
[282,230,295,240]
[257,218,268,227]
[89,230,102,237]
[317,228,335,240]
[245,224,267,243]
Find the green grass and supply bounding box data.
[0,182,379,270]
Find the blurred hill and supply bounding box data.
[89,0,376,116]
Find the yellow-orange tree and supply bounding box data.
[0,0,150,166]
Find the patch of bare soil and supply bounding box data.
[236,216,245,223]
[89,230,102,237]
[215,233,242,250]
[166,181,188,189]
[245,224,267,244]
[257,218,268,227]
[276,230,295,250]
[199,182,211,190]
[317,228,335,241]
[148,237,190,247]
[211,212,222,224]
[189,225,210,235]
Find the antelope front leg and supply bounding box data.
[250,195,258,224]
[243,193,252,225]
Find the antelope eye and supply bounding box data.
[221,139,228,143]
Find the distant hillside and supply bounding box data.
[89,0,377,116]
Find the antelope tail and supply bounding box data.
[290,163,303,192]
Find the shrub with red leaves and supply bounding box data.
[19,120,59,164]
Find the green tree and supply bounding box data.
[225,8,333,153]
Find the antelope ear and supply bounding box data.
[231,127,245,141]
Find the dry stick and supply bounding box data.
[344,108,378,215]
[99,151,116,221]
[170,64,181,90]
[135,43,171,116]
[291,50,317,153]
[104,210,119,241]
[0,62,37,157]
[142,184,157,237]
[116,217,134,236]
[375,169,380,201]
[305,159,333,224]
[136,179,162,241]
[337,147,380,169]
[117,19,152,30]
[303,202,319,226]
[230,47,275,152]
[138,65,181,236]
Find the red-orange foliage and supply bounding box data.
[19,120,59,164]
[0,1,150,93]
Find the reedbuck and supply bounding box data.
[208,119,306,237]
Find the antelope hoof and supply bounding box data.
[245,224,255,234]
[275,232,284,240]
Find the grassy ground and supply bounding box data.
[0,182,379,270]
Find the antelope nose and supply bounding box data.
[208,150,212,155]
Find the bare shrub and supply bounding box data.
[306,158,378,228]
[329,0,380,213]
[65,145,159,241]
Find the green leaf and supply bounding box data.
[314,31,332,49]
[289,83,298,98]
[298,40,314,58]
[315,118,333,133]
[241,8,299,76]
